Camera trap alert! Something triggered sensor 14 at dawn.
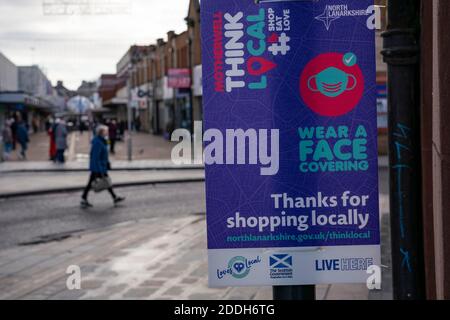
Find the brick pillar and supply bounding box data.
[432,0,450,300]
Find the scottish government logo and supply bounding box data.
[269,254,293,280]
[216,256,262,280]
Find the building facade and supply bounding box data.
[98,74,128,124]
[17,66,54,131]
[1,60,54,135]
[0,52,18,92]
[421,0,450,300]
[18,66,52,98]
[116,45,152,132]
[77,81,97,99]
[0,52,19,142]
[187,0,202,124]
[107,0,201,136]
[51,80,75,113]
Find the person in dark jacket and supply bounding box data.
[16,118,29,160]
[107,119,118,155]
[2,119,13,160]
[81,125,125,208]
[11,116,17,150]
[48,119,57,161]
[54,119,68,163]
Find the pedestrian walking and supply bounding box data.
[119,121,126,140]
[10,116,17,151]
[48,119,57,161]
[16,117,29,160]
[107,119,118,155]
[2,119,13,161]
[135,117,141,132]
[79,120,87,135]
[32,117,39,133]
[54,120,68,163]
[45,117,51,132]
[80,125,125,208]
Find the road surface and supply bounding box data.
[0,182,206,250]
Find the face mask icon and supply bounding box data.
[307,67,357,98]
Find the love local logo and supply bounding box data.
[300,52,364,117]
[216,256,262,280]
[270,254,293,279]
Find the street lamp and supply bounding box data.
[185,17,195,136]
[127,50,143,161]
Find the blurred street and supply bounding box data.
[3,130,176,162]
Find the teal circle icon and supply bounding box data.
[343,52,357,67]
[228,256,250,279]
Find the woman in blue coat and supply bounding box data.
[81,125,125,208]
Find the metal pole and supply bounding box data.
[127,71,133,162]
[144,54,150,133]
[273,285,315,301]
[152,53,159,135]
[381,0,426,300]
[186,18,196,164]
[188,24,195,136]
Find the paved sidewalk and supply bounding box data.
[3,132,51,162]
[70,131,177,161]
[4,131,176,163]
[0,214,385,300]
[0,170,205,198]
[0,160,203,173]
[0,130,200,173]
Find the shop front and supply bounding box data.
[168,68,192,134]
[0,92,53,131]
[0,104,5,160]
[131,84,153,133]
[154,76,175,138]
[174,88,192,131]
[192,65,203,123]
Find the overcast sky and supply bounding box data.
[0,0,189,90]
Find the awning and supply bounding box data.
[103,97,128,106]
[0,92,54,111]
[91,107,111,114]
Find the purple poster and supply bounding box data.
[201,0,381,287]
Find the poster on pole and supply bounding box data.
[201,0,381,287]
